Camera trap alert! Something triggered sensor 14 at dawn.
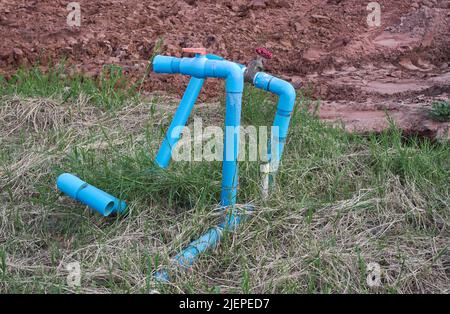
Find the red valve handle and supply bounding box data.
[255,47,273,59]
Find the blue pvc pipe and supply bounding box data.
[56,173,127,216]
[152,54,246,282]
[151,64,295,282]
[155,73,295,281]
[221,92,242,206]
[155,77,205,168]
[253,72,296,166]
[154,206,250,282]
[153,54,244,206]
[153,55,244,92]
[155,72,296,282]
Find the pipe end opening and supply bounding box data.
[103,201,115,217]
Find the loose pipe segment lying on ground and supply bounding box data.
[152,50,295,282]
[57,173,127,216]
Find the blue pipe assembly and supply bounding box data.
[56,173,127,217]
[152,48,296,282]
[153,49,244,206]
[53,47,295,282]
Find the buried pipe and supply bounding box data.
[56,173,127,217]
[154,206,252,282]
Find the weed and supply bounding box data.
[428,100,450,122]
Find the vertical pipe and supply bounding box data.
[253,73,296,169]
[220,92,243,206]
[155,77,205,168]
[269,94,293,166]
[253,73,295,200]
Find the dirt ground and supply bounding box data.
[0,0,449,138]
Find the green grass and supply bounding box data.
[0,66,448,293]
[428,100,450,122]
[0,61,139,109]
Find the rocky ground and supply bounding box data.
[0,0,449,138]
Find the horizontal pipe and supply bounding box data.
[153,55,244,93]
[56,173,127,217]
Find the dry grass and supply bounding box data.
[0,93,448,294]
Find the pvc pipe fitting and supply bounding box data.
[253,72,296,164]
[56,173,127,217]
[153,55,244,93]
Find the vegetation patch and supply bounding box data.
[0,66,448,293]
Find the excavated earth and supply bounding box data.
[0,0,449,139]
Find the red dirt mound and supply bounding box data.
[0,0,449,138]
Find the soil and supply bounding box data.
[0,0,449,139]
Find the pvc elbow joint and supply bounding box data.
[201,60,245,92]
[254,72,296,111]
[223,62,245,93]
[279,82,296,105]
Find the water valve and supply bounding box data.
[245,47,273,83]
